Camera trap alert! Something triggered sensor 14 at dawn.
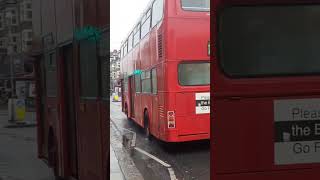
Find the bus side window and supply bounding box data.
[135,74,141,93]
[151,68,157,94]
[152,0,164,28]
[123,41,128,56]
[128,33,133,52]
[124,78,128,92]
[133,23,141,46]
[79,40,98,98]
[142,70,151,93]
[141,9,151,38]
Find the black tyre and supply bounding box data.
[125,105,130,121]
[144,112,152,140]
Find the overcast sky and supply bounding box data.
[111,0,150,51]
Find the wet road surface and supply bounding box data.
[110,101,210,180]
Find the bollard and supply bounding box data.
[7,98,26,124]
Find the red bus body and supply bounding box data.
[120,0,210,142]
[212,0,320,179]
[33,0,109,179]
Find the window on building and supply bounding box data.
[12,17,17,25]
[141,70,151,93]
[141,9,151,38]
[28,32,33,39]
[151,68,157,94]
[152,0,164,27]
[26,3,32,9]
[27,11,32,19]
[13,45,17,52]
[0,14,3,29]
[24,62,33,74]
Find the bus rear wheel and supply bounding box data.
[144,112,152,140]
[48,133,64,180]
[125,104,130,121]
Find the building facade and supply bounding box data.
[0,0,33,56]
[110,49,120,82]
[0,0,33,81]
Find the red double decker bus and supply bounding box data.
[213,0,320,179]
[33,0,109,179]
[120,0,210,142]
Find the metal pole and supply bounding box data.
[9,51,14,122]
[6,11,15,122]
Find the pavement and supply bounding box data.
[110,145,125,180]
[0,107,54,180]
[110,118,145,180]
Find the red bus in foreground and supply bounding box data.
[120,0,210,142]
[34,31,109,180]
[212,0,320,179]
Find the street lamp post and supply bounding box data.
[5,11,16,122]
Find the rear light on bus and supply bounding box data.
[167,111,176,129]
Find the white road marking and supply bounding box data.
[134,147,171,168]
[111,103,178,180]
[134,147,178,180]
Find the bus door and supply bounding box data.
[62,45,78,177]
[151,68,159,137]
[43,52,61,170]
[129,75,135,117]
[98,29,109,180]
[212,2,320,180]
[121,79,125,112]
[77,39,103,180]
[35,55,49,160]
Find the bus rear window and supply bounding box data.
[219,5,320,77]
[178,62,210,86]
[181,0,210,12]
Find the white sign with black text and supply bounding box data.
[195,92,210,114]
[274,98,320,165]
